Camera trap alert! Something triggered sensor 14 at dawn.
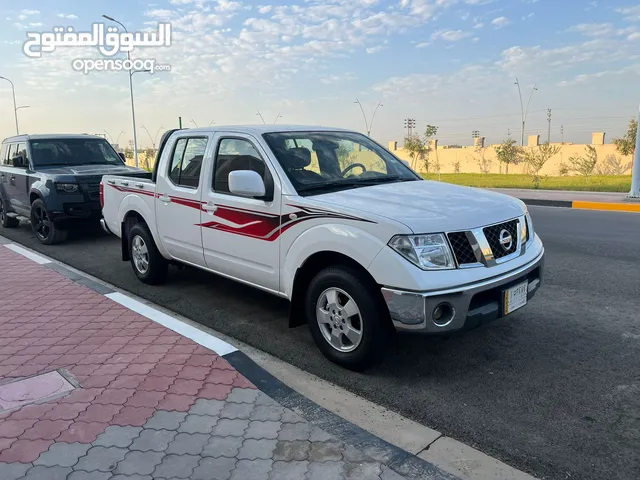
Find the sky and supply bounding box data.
[0,0,639,148]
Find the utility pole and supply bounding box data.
[628,103,640,198]
[561,125,564,144]
[547,109,552,144]
[507,128,511,139]
[404,118,416,136]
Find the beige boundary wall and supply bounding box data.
[386,132,634,176]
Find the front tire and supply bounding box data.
[128,223,168,285]
[305,265,392,371]
[30,199,67,244]
[0,196,19,228]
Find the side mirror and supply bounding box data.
[400,159,410,168]
[11,155,25,168]
[229,170,266,198]
[118,152,126,162]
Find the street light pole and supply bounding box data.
[629,104,640,198]
[0,76,20,135]
[103,14,144,168]
[256,111,266,124]
[514,79,537,146]
[273,113,282,124]
[354,99,383,137]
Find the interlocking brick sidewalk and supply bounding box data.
[0,247,406,480]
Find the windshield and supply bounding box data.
[262,131,420,195]
[30,138,124,167]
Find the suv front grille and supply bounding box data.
[483,220,518,259]
[447,232,477,265]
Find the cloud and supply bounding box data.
[491,16,510,29]
[258,5,272,14]
[416,41,430,48]
[616,6,640,22]
[57,14,79,20]
[366,45,384,54]
[320,73,357,84]
[432,29,472,41]
[630,32,640,40]
[20,9,39,16]
[568,23,613,37]
[473,22,484,28]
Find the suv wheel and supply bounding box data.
[30,199,67,244]
[305,265,392,371]
[129,223,168,285]
[0,196,19,228]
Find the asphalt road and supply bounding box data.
[1,206,639,480]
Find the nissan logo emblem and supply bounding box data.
[499,229,513,251]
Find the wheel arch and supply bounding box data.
[120,210,150,261]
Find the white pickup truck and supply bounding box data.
[101,125,544,370]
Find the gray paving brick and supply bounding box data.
[114,450,165,475]
[190,398,225,417]
[306,461,345,480]
[130,428,177,452]
[309,426,334,443]
[34,442,91,468]
[220,401,254,420]
[278,422,312,441]
[251,404,285,422]
[145,410,187,430]
[192,456,237,480]
[153,454,200,479]
[68,471,111,480]
[212,418,249,437]
[202,435,244,458]
[93,425,143,448]
[308,440,344,462]
[381,465,408,480]
[21,465,72,480]
[110,476,152,480]
[344,461,383,480]
[342,444,371,463]
[273,440,311,461]
[237,438,278,460]
[74,445,128,472]
[225,388,259,404]
[280,409,305,424]
[166,432,210,455]
[245,420,281,440]
[178,413,219,434]
[254,392,279,407]
[0,462,30,480]
[229,459,273,480]
[269,460,310,480]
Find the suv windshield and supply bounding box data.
[29,138,124,167]
[262,131,420,195]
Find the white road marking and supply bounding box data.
[105,292,238,356]
[4,244,51,264]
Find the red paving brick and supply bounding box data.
[0,246,256,455]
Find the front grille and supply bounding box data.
[484,220,519,259]
[447,231,477,265]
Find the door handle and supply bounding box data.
[159,195,171,203]
[202,204,217,213]
[135,183,145,189]
[107,179,116,185]
[121,181,129,186]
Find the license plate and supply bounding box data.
[503,281,528,316]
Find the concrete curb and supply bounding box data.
[2,240,460,480]
[521,198,640,212]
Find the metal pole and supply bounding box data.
[127,55,140,168]
[515,79,524,146]
[354,99,369,136]
[547,109,552,144]
[369,101,383,137]
[524,84,537,145]
[628,104,640,198]
[0,77,19,135]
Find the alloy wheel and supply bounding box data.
[131,235,150,274]
[316,287,363,353]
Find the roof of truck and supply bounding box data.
[2,134,106,142]
[182,125,354,135]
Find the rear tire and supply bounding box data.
[30,198,67,244]
[0,196,19,228]
[128,223,168,285]
[305,265,391,371]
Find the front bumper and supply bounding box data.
[381,249,544,333]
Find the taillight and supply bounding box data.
[99,181,104,208]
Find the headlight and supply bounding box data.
[388,233,455,270]
[525,212,534,242]
[56,183,79,193]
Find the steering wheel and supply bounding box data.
[341,163,367,177]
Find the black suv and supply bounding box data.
[0,134,150,244]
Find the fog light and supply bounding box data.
[432,303,455,327]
